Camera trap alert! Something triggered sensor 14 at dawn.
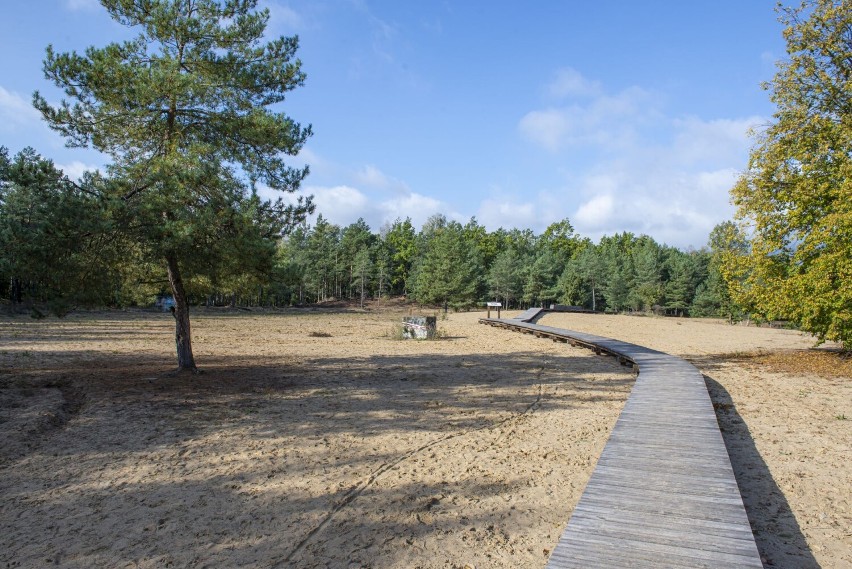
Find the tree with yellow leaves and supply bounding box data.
[728,0,852,350]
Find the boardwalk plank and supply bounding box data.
[479,315,762,568]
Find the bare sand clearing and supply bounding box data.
[0,308,849,568]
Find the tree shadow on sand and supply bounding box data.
[704,375,821,569]
[0,349,634,568]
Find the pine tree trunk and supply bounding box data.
[166,254,197,372]
[10,277,22,304]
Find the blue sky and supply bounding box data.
[0,1,787,249]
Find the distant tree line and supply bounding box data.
[270,213,747,319]
[0,151,746,320]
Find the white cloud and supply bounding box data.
[695,168,739,194]
[566,164,742,249]
[355,164,389,188]
[278,182,448,232]
[519,81,658,152]
[518,109,570,152]
[285,146,343,182]
[289,146,328,174]
[354,164,411,194]
[476,197,538,230]
[378,192,445,228]
[57,160,100,180]
[261,1,305,31]
[575,193,615,230]
[282,97,755,249]
[672,116,763,167]
[307,184,371,222]
[547,67,602,99]
[0,86,41,131]
[515,69,767,248]
[265,149,449,230]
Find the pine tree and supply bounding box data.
[412,222,482,308]
[487,248,523,308]
[540,218,578,263]
[630,241,665,312]
[463,217,503,269]
[599,233,636,312]
[384,217,416,295]
[372,240,392,302]
[559,242,604,310]
[664,251,695,316]
[352,247,372,308]
[523,250,561,307]
[340,219,374,299]
[33,0,312,369]
[304,216,340,302]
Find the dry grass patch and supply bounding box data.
[752,349,852,379]
[720,348,852,379]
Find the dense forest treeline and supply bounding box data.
[0,146,743,318]
[272,214,747,318]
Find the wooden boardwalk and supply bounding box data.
[480,315,763,568]
[511,307,546,322]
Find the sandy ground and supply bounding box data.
[0,307,848,568]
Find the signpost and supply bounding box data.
[486,301,502,319]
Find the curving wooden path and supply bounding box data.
[480,313,763,568]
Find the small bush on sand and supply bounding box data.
[385,322,406,340]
